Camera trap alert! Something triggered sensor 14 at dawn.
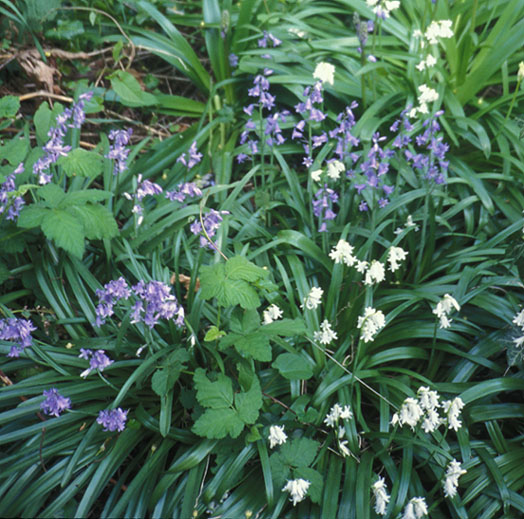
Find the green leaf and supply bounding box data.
[112,40,124,63]
[57,149,103,178]
[293,467,323,504]
[199,263,226,300]
[225,255,268,282]
[192,408,244,439]
[235,332,272,361]
[0,96,20,118]
[41,209,85,257]
[59,190,112,206]
[280,437,320,468]
[199,263,261,309]
[110,70,157,107]
[223,278,260,309]
[261,318,307,337]
[0,137,29,165]
[194,368,233,409]
[45,19,84,40]
[235,376,262,424]
[39,183,66,208]
[34,102,64,142]
[272,353,314,380]
[17,205,49,228]
[204,325,226,342]
[269,452,291,489]
[67,204,118,240]
[151,365,182,397]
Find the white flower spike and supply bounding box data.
[268,425,287,448]
[313,62,335,85]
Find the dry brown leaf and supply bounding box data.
[18,49,58,92]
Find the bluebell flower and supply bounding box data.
[107,128,133,175]
[177,141,203,169]
[79,349,114,378]
[190,209,229,249]
[97,408,128,432]
[0,317,36,357]
[229,53,239,67]
[41,388,71,417]
[0,163,25,221]
[33,92,92,184]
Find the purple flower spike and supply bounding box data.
[177,141,203,170]
[0,163,25,222]
[229,53,239,67]
[312,184,338,232]
[41,388,71,417]
[1,317,36,358]
[191,209,229,249]
[33,92,93,184]
[97,408,128,432]
[79,349,114,378]
[107,128,133,175]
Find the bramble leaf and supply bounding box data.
[269,452,291,489]
[225,255,268,282]
[57,149,103,178]
[39,184,66,208]
[192,408,244,439]
[272,353,314,380]
[261,318,307,337]
[280,437,320,468]
[17,206,49,228]
[235,376,262,424]
[194,368,234,409]
[293,467,323,503]
[67,204,118,240]
[59,190,113,207]
[41,209,85,257]
[0,96,20,118]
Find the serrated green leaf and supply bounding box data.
[199,263,226,300]
[67,204,118,240]
[224,278,260,309]
[41,209,85,257]
[235,376,262,424]
[0,96,20,118]
[17,205,49,228]
[151,365,182,397]
[269,452,291,489]
[272,353,314,380]
[34,102,64,142]
[219,330,272,361]
[57,149,103,178]
[59,190,112,207]
[0,137,29,165]
[110,70,157,107]
[39,183,66,208]
[281,437,320,468]
[204,325,226,342]
[293,467,323,503]
[261,318,307,337]
[194,368,233,409]
[236,333,272,361]
[192,408,244,439]
[225,255,268,282]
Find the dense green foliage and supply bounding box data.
[1,0,524,517]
